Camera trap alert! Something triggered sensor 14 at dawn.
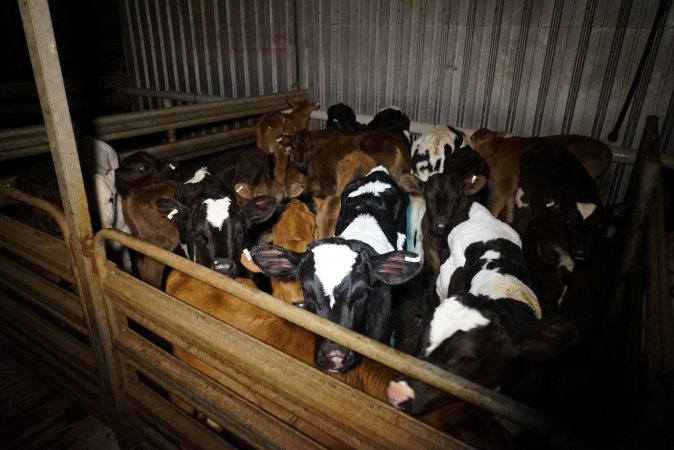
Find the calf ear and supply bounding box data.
[243,195,278,225]
[397,173,424,196]
[248,244,301,281]
[155,197,189,226]
[514,318,579,362]
[462,174,487,196]
[370,251,423,285]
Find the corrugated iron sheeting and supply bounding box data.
[118,0,672,146]
[117,0,673,200]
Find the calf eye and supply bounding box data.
[458,356,480,367]
[138,165,148,174]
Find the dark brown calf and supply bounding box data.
[469,128,612,223]
[281,128,411,197]
[115,151,180,288]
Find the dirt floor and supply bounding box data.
[0,347,120,450]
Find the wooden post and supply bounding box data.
[17,0,135,446]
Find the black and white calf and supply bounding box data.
[387,202,578,415]
[513,142,622,314]
[156,167,277,276]
[249,166,422,373]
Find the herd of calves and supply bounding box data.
[11,100,620,447]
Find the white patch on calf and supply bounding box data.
[312,244,357,309]
[426,297,490,356]
[204,197,232,231]
[436,203,522,300]
[185,167,209,184]
[340,214,394,254]
[348,180,391,198]
[515,188,528,208]
[577,202,597,220]
[167,208,178,220]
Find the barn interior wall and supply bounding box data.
[116,0,673,153]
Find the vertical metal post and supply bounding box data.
[17,0,135,446]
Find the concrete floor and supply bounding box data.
[0,347,120,450]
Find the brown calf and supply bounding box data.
[116,152,180,288]
[255,99,320,187]
[282,129,410,197]
[469,129,612,223]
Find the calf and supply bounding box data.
[249,167,421,373]
[314,150,377,239]
[514,142,613,314]
[201,145,304,204]
[155,167,277,277]
[411,125,470,182]
[281,128,411,197]
[405,125,473,263]
[115,151,180,288]
[470,128,612,223]
[255,98,319,186]
[268,198,317,303]
[387,202,578,415]
[399,147,489,275]
[364,106,412,145]
[326,102,362,132]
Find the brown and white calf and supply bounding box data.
[388,202,578,416]
[469,128,612,223]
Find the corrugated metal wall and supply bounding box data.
[118,0,673,199]
[118,0,673,147]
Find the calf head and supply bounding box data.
[115,151,177,195]
[156,168,277,275]
[387,294,578,415]
[517,181,604,263]
[326,102,361,132]
[365,107,411,142]
[249,238,422,373]
[399,170,487,237]
[279,129,319,173]
[286,99,320,130]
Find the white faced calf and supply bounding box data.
[249,167,421,373]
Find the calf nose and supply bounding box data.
[431,222,447,234]
[211,258,238,276]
